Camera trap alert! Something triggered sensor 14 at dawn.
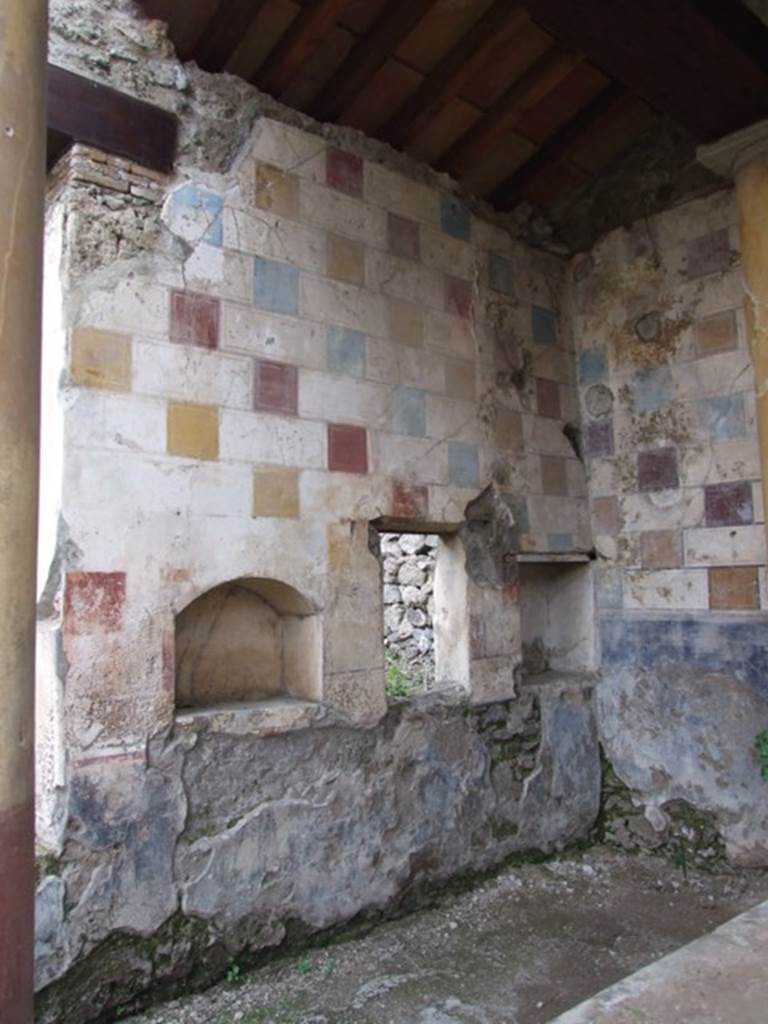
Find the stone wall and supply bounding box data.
[570,191,768,864]
[381,532,437,688]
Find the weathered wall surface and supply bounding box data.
[569,190,768,864]
[36,682,599,1023]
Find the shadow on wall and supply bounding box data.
[175,578,322,707]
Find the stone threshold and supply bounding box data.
[547,897,768,1023]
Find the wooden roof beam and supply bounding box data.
[522,0,768,140]
[254,0,354,98]
[47,64,178,173]
[380,1,530,151]
[310,0,440,124]
[439,46,582,181]
[187,0,269,72]
[490,82,626,210]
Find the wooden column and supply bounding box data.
[0,1,47,1021]
[700,122,768,561]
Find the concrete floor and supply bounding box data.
[124,849,768,1024]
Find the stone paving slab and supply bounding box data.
[548,898,768,1024]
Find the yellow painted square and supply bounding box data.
[167,402,219,461]
[327,235,364,286]
[389,300,423,348]
[253,466,299,518]
[493,407,523,449]
[70,327,131,391]
[254,162,300,219]
[445,360,476,400]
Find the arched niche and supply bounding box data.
[175,577,322,708]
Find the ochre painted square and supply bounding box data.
[593,496,620,535]
[253,162,300,218]
[393,481,429,520]
[327,235,364,286]
[253,466,299,519]
[64,571,126,635]
[641,529,681,569]
[444,275,472,319]
[445,361,476,400]
[709,566,759,610]
[493,407,523,450]
[254,359,298,416]
[541,455,568,496]
[326,148,363,198]
[389,300,423,348]
[70,327,131,391]
[167,402,219,461]
[170,290,220,349]
[694,310,738,357]
[328,423,368,474]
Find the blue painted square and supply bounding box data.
[501,493,529,533]
[532,305,557,345]
[253,257,299,316]
[448,441,479,487]
[327,326,365,379]
[393,387,426,437]
[440,194,471,241]
[595,569,623,610]
[548,532,574,552]
[578,348,607,384]
[172,183,223,246]
[488,253,514,297]
[698,394,746,441]
[631,366,673,412]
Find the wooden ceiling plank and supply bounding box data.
[47,64,178,173]
[254,0,354,97]
[440,46,582,180]
[188,0,270,72]
[524,0,768,140]
[310,0,440,123]
[490,82,625,209]
[380,1,530,151]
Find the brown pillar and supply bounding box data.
[0,2,47,1022]
[699,123,768,557]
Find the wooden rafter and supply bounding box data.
[187,0,269,72]
[47,64,178,173]
[439,47,582,180]
[310,0,440,124]
[490,82,626,209]
[254,0,354,97]
[523,0,768,140]
[380,1,530,150]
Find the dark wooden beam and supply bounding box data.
[47,64,178,173]
[689,0,768,75]
[187,0,270,72]
[380,1,530,151]
[490,83,626,209]
[439,47,582,181]
[310,0,440,124]
[254,0,354,97]
[522,0,768,140]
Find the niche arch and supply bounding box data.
[174,577,322,708]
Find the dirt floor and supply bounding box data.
[124,847,768,1024]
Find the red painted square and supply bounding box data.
[444,275,472,319]
[326,148,363,198]
[328,423,368,474]
[393,481,428,519]
[254,359,298,416]
[388,213,420,261]
[637,447,679,492]
[584,419,614,457]
[170,290,220,349]
[704,480,753,527]
[536,377,561,419]
[64,571,126,635]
